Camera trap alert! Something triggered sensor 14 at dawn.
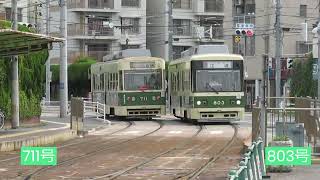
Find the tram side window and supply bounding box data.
[105,73,109,91]
[183,71,189,91]
[115,73,118,90]
[100,74,104,91]
[92,74,95,90]
[119,71,123,90]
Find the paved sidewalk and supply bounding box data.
[0,112,111,151]
[269,164,320,180]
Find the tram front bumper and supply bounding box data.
[189,108,244,121]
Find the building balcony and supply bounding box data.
[194,0,224,16]
[67,0,119,12]
[68,23,118,40]
[68,50,111,62]
[173,26,192,36]
[193,26,224,42]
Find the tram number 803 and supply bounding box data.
[213,101,225,105]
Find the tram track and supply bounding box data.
[0,120,133,164]
[90,124,204,180]
[21,120,164,180]
[175,124,239,180]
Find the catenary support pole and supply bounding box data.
[45,0,51,102]
[275,0,282,107]
[11,0,19,129]
[59,0,68,118]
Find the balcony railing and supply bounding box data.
[205,0,224,13]
[68,0,114,9]
[173,26,191,36]
[87,51,111,61]
[68,23,114,37]
[122,0,140,7]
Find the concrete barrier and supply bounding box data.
[0,130,77,152]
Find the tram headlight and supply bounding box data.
[196,101,202,106]
[236,100,241,105]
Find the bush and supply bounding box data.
[51,56,96,98]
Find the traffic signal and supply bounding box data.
[234,29,254,37]
[234,36,241,43]
[235,29,241,35]
[287,58,293,69]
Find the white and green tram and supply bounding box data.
[169,45,245,123]
[91,49,166,118]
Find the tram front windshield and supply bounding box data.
[195,70,241,92]
[124,69,162,91]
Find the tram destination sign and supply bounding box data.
[130,62,155,69]
[203,61,233,69]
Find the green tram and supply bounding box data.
[90,49,166,118]
[168,45,245,123]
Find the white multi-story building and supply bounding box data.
[147,0,225,60]
[224,0,318,108]
[48,0,147,63]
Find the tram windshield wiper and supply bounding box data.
[209,86,219,94]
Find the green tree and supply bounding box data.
[290,54,317,97]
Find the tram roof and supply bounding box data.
[169,53,244,65]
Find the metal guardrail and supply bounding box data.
[83,100,110,124]
[228,138,267,180]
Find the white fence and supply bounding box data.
[83,100,110,124]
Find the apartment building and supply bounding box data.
[0,0,30,23]
[47,0,147,63]
[224,0,318,108]
[147,0,225,60]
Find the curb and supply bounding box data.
[312,158,320,164]
[0,130,77,152]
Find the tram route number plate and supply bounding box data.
[21,147,57,166]
[265,147,311,166]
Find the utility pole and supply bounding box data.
[168,0,173,61]
[34,3,38,33]
[11,0,19,129]
[275,0,282,107]
[260,55,268,147]
[318,0,320,99]
[45,0,51,102]
[59,0,68,118]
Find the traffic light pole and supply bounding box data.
[318,1,320,99]
[45,0,51,102]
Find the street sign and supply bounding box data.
[236,23,255,29]
[265,147,311,166]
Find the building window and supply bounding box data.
[173,46,190,60]
[121,18,140,34]
[173,0,192,9]
[5,8,23,22]
[89,0,114,9]
[88,18,113,36]
[121,0,140,7]
[173,19,191,36]
[205,0,224,13]
[300,5,307,18]
[87,44,110,61]
[233,36,255,56]
[296,41,312,54]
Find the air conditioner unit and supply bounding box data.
[235,0,244,6]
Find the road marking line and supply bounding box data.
[209,130,224,135]
[0,168,8,172]
[123,131,140,134]
[168,131,182,134]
